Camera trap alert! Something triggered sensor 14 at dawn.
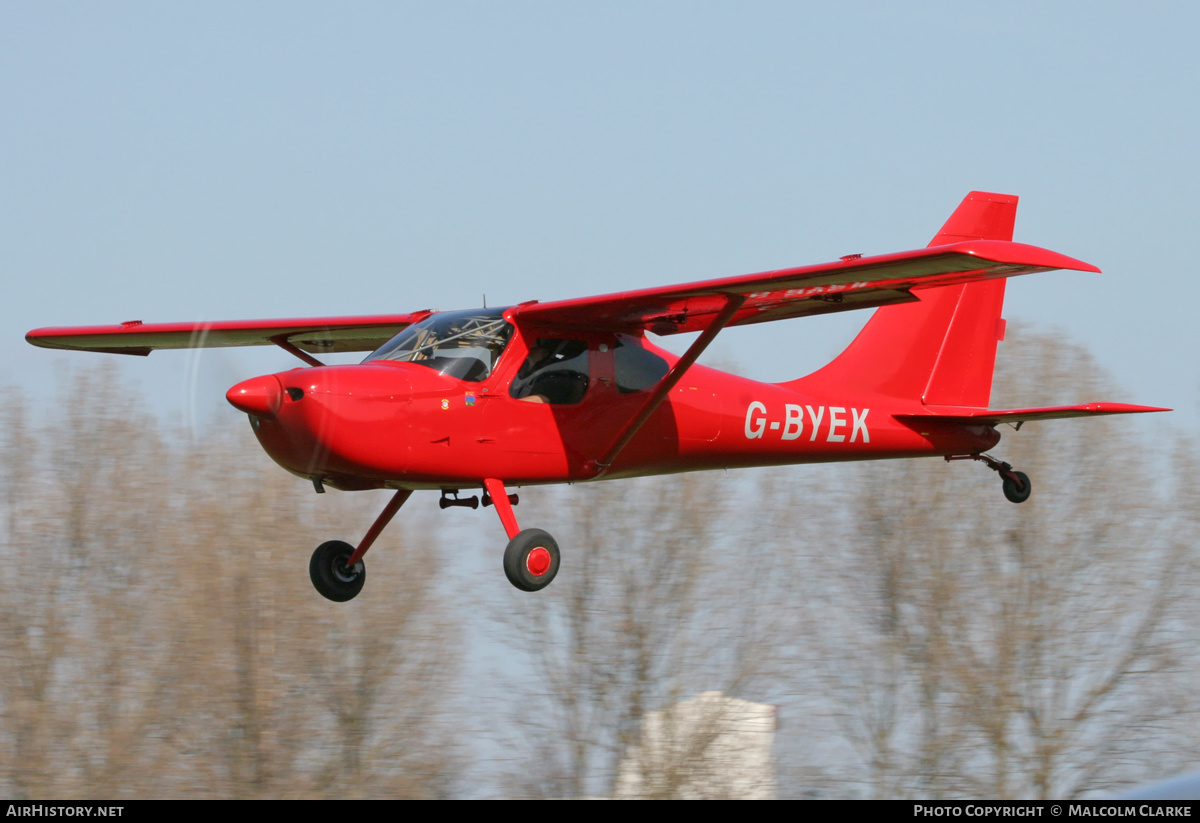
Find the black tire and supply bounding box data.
[503,528,560,592]
[310,540,366,602]
[1002,471,1032,504]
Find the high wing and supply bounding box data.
[510,239,1098,334]
[25,313,427,356]
[26,240,1096,356]
[896,403,1171,426]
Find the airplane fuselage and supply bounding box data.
[243,334,1000,491]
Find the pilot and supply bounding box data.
[515,343,553,403]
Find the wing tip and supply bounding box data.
[25,328,59,349]
[950,240,1101,274]
[1071,403,1171,414]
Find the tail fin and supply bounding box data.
[790,191,1017,407]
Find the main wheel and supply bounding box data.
[503,528,561,592]
[310,540,366,602]
[1001,471,1032,504]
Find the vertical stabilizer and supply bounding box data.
[791,192,1017,407]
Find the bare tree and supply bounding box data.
[0,364,465,798]
[0,392,62,799]
[791,327,1193,799]
[157,427,466,799]
[0,365,180,797]
[10,327,1190,798]
[496,470,787,798]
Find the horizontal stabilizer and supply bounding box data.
[25,313,425,356]
[896,403,1170,426]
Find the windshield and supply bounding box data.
[363,308,514,382]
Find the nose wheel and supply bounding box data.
[308,489,412,602]
[310,540,366,602]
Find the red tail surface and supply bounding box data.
[791,191,1017,407]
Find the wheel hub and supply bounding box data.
[332,557,362,583]
[526,547,552,576]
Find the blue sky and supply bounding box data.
[5,2,1196,427]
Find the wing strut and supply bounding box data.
[587,293,747,476]
[269,335,326,367]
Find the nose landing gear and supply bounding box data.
[309,488,413,602]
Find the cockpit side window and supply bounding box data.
[362,308,513,383]
[510,339,590,404]
[613,337,669,393]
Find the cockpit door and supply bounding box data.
[478,331,608,475]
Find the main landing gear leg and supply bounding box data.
[946,453,1032,504]
[309,488,413,602]
[484,477,560,592]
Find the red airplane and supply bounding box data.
[27,192,1167,601]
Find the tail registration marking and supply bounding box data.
[745,402,870,444]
